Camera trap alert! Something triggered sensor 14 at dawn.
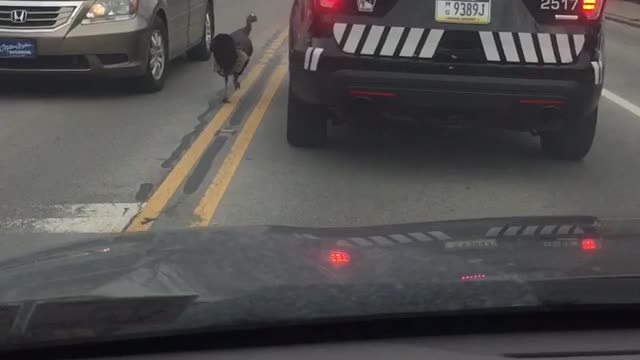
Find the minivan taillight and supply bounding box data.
[582,0,604,20]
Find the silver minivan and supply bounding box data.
[0,0,214,92]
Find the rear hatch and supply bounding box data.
[314,0,605,64]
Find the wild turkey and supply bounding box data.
[211,13,258,103]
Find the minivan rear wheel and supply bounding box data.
[135,16,168,93]
[187,2,214,61]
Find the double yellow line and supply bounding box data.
[125,30,288,232]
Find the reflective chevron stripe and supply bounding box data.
[591,59,604,84]
[332,23,586,64]
[304,47,324,72]
[499,32,519,62]
[485,32,586,64]
[538,33,557,63]
[419,29,444,58]
[518,33,538,63]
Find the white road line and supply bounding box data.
[0,203,143,233]
[603,89,640,118]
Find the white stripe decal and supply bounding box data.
[399,27,425,57]
[309,48,323,71]
[343,24,365,54]
[380,26,404,56]
[538,33,557,63]
[499,32,519,62]
[304,47,313,70]
[518,33,538,63]
[361,25,385,55]
[591,61,600,84]
[333,23,347,44]
[573,34,585,56]
[0,203,143,233]
[555,34,573,63]
[479,31,500,61]
[419,29,444,58]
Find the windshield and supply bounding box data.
[0,0,638,349]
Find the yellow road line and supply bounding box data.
[191,64,288,227]
[125,29,288,232]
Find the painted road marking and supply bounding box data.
[191,65,288,227]
[603,89,640,118]
[1,203,142,233]
[125,29,288,232]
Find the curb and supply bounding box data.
[606,13,640,28]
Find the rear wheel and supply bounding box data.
[187,2,214,61]
[540,108,597,161]
[287,86,328,147]
[134,16,168,93]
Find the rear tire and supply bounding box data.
[287,86,328,147]
[540,108,597,161]
[187,2,214,61]
[134,16,168,93]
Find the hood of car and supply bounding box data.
[2,215,640,345]
[0,215,636,303]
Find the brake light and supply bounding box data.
[329,250,351,265]
[581,238,598,251]
[312,0,341,36]
[317,0,342,10]
[582,0,604,20]
[460,274,486,281]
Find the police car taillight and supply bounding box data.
[582,0,604,20]
[312,0,341,36]
[317,0,342,10]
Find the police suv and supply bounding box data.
[288,0,605,160]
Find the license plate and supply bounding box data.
[0,39,36,58]
[436,0,492,24]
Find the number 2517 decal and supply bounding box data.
[540,0,579,10]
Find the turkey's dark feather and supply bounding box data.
[230,28,254,58]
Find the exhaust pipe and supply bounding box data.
[351,96,373,107]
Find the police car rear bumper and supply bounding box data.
[290,57,602,130]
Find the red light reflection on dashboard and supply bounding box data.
[460,274,486,281]
[581,238,597,251]
[329,250,350,265]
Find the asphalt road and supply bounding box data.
[1,1,640,251]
